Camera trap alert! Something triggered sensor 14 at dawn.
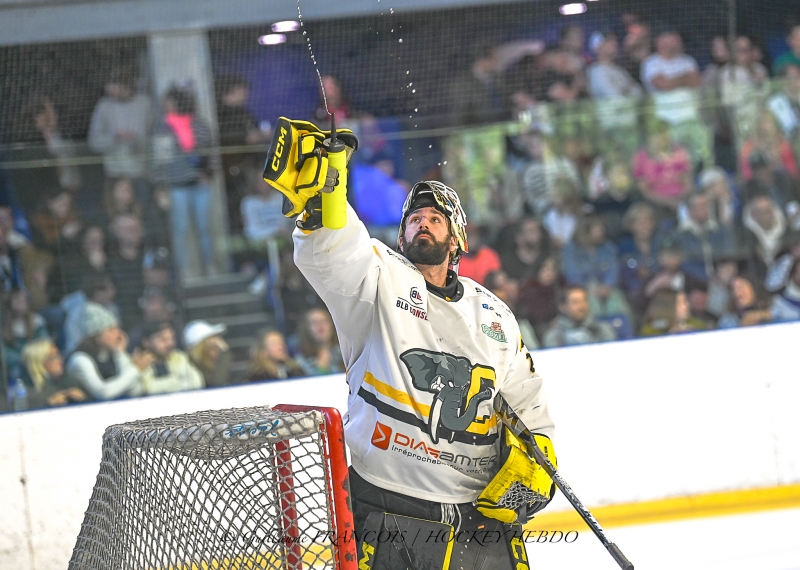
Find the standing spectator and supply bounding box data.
[771,259,800,321]
[542,286,617,347]
[618,202,662,311]
[587,31,643,158]
[448,43,509,126]
[138,321,204,395]
[0,219,25,294]
[184,320,232,387]
[457,224,501,286]
[739,112,799,182]
[767,63,800,162]
[107,214,146,328]
[312,74,353,123]
[702,36,736,172]
[718,36,770,142]
[641,29,711,168]
[717,276,773,328]
[151,86,218,280]
[741,194,788,282]
[772,23,800,76]
[619,14,651,84]
[64,302,151,401]
[639,289,706,336]
[1,288,49,376]
[632,121,693,216]
[88,68,152,206]
[21,339,87,409]
[246,329,305,382]
[499,217,552,282]
[673,191,738,282]
[561,215,632,320]
[294,307,344,376]
[217,76,269,234]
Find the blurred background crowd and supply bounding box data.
[2,1,800,412]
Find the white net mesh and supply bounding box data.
[69,406,338,570]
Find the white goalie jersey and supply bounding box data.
[293,204,554,504]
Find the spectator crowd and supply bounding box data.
[3,14,800,412]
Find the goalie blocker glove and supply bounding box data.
[262,117,357,230]
[475,428,557,524]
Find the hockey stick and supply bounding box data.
[493,394,634,570]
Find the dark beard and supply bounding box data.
[401,233,450,266]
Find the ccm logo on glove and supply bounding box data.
[270,126,289,173]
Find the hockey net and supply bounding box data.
[68,405,356,570]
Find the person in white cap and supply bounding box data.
[183,320,231,387]
[65,302,152,401]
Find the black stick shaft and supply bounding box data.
[493,394,634,570]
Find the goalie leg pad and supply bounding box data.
[358,512,453,570]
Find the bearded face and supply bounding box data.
[400,230,452,266]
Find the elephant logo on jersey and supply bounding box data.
[399,349,495,444]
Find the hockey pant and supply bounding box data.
[349,467,530,570]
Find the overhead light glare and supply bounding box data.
[271,21,300,33]
[559,3,587,15]
[258,34,287,46]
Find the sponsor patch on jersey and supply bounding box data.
[409,287,424,306]
[481,303,494,311]
[481,322,508,343]
[396,297,428,320]
[371,422,392,450]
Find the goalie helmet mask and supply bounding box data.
[398,181,469,265]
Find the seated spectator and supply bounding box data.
[64,302,150,401]
[484,269,539,350]
[619,202,661,310]
[542,286,617,347]
[742,151,800,218]
[672,190,737,282]
[518,256,561,341]
[458,224,501,286]
[2,288,49,375]
[639,289,706,336]
[127,286,180,351]
[21,339,86,409]
[685,278,718,329]
[62,274,120,355]
[632,120,693,216]
[587,31,643,158]
[241,177,293,244]
[706,257,740,318]
[741,194,788,282]
[561,214,632,320]
[543,177,583,249]
[151,85,218,279]
[765,231,800,292]
[107,213,146,328]
[184,320,232,387]
[772,23,800,76]
[104,177,143,221]
[739,112,798,182]
[30,186,84,256]
[0,222,25,294]
[771,259,800,322]
[294,307,344,376]
[499,217,552,282]
[246,329,305,382]
[717,276,773,328]
[688,167,736,228]
[139,321,204,395]
[62,225,109,295]
[587,156,636,243]
[641,238,686,298]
